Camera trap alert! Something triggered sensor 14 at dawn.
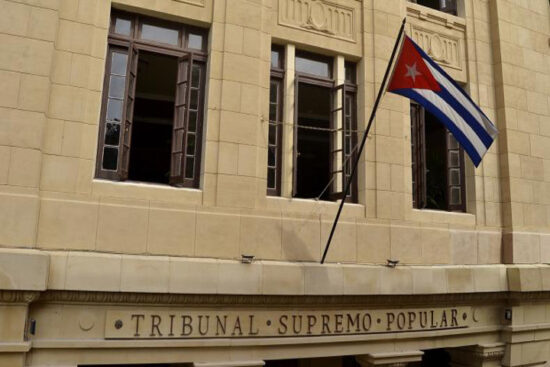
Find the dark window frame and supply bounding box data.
[292,72,333,199]
[267,45,285,196]
[96,10,208,188]
[342,66,358,203]
[410,102,466,212]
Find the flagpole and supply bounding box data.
[320,17,407,264]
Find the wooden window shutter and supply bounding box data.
[410,103,427,209]
[170,54,192,186]
[292,77,299,197]
[330,83,346,199]
[96,46,130,180]
[119,46,139,180]
[446,131,466,211]
[344,91,357,202]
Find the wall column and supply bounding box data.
[356,351,424,367]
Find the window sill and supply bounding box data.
[408,207,475,227]
[265,196,365,218]
[92,179,202,206]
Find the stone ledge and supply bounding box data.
[39,251,524,295]
[0,248,49,291]
[507,265,550,292]
[2,249,548,295]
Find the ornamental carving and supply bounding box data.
[39,290,509,306]
[279,0,355,42]
[410,26,461,70]
[0,291,40,304]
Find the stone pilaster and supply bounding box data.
[356,351,424,367]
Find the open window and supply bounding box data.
[411,103,465,211]
[265,48,357,202]
[289,52,357,202]
[96,10,207,188]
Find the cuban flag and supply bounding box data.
[387,35,498,167]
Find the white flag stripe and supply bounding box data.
[423,60,498,138]
[413,89,487,157]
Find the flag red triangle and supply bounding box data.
[387,36,441,92]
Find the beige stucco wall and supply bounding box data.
[0,0,549,366]
[2,0,547,266]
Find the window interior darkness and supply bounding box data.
[411,0,457,15]
[424,111,447,210]
[409,348,451,367]
[295,83,331,200]
[128,51,177,185]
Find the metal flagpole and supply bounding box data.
[321,17,407,264]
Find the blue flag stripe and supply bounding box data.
[423,61,498,143]
[412,89,487,157]
[393,88,483,166]
[434,87,494,148]
[411,40,497,137]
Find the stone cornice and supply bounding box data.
[36,290,518,306]
[0,290,41,304]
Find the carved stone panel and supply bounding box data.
[278,0,356,42]
[410,26,461,70]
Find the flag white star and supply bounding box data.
[404,63,421,83]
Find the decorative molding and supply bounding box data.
[475,350,505,361]
[174,0,205,7]
[35,290,526,306]
[410,25,462,70]
[278,0,356,42]
[0,291,40,304]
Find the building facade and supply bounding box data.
[0,0,549,366]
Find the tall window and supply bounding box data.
[266,48,357,202]
[293,51,335,201]
[411,103,465,211]
[96,10,208,188]
[267,46,284,196]
[409,0,457,15]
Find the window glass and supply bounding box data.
[102,147,118,170]
[345,62,356,84]
[271,48,283,69]
[111,52,128,75]
[141,22,179,45]
[188,33,204,50]
[295,53,331,78]
[108,76,125,99]
[114,17,132,36]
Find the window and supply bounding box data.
[410,103,465,211]
[409,0,457,15]
[266,47,357,202]
[96,10,208,188]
